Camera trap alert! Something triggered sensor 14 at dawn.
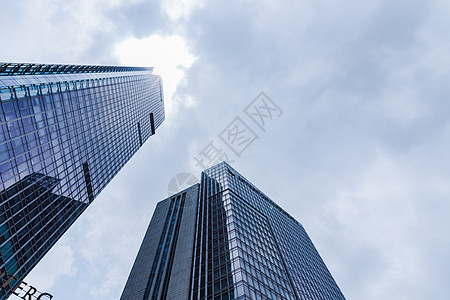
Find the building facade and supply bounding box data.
[0,63,164,299]
[121,162,345,300]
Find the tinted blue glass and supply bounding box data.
[121,164,344,300]
[192,162,345,300]
[0,63,164,299]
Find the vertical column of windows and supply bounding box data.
[149,113,155,135]
[209,193,234,300]
[159,192,186,300]
[150,194,183,300]
[82,162,93,202]
[191,174,208,299]
[142,198,176,300]
[137,122,143,147]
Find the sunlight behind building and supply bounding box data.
[115,35,196,119]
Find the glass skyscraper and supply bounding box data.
[0,63,164,299]
[121,162,345,300]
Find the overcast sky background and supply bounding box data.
[1,0,450,299]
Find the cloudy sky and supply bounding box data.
[2,0,450,299]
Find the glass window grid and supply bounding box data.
[0,63,151,77]
[0,70,164,296]
[192,181,296,300]
[190,162,345,300]
[0,173,87,294]
[140,192,187,300]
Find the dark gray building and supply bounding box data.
[0,63,164,299]
[121,162,345,300]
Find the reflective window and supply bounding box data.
[0,66,165,297]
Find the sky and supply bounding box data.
[1,0,450,299]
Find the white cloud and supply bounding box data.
[115,34,196,119]
[89,264,124,299]
[24,237,76,291]
[0,0,137,64]
[4,1,450,299]
[325,152,429,298]
[161,0,204,21]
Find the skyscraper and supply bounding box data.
[0,63,164,299]
[121,162,345,300]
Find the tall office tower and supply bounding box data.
[121,162,345,300]
[0,63,164,299]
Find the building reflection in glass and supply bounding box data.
[0,173,87,297]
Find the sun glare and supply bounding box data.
[115,35,196,117]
